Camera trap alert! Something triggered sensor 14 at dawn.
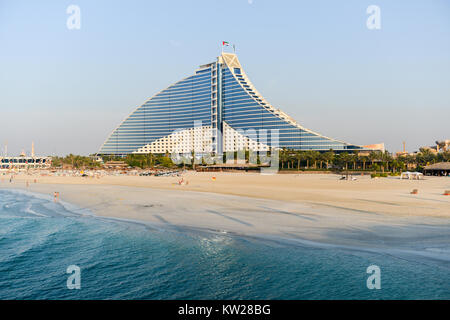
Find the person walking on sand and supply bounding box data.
[54,192,60,203]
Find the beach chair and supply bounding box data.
[410,189,418,195]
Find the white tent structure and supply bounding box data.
[400,171,423,180]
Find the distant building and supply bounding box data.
[0,143,52,170]
[419,140,450,154]
[103,161,128,169]
[435,140,450,152]
[358,143,386,156]
[423,162,450,176]
[0,156,52,170]
[90,155,104,163]
[394,141,409,158]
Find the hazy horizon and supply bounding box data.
[1,0,449,157]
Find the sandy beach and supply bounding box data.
[1,172,449,247]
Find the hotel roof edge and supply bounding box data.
[220,52,376,151]
[97,71,205,155]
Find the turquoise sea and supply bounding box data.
[0,189,449,300]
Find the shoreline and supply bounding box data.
[1,172,449,252]
[2,186,450,269]
[2,171,449,217]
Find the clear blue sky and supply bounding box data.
[1,0,449,156]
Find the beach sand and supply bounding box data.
[1,172,449,247]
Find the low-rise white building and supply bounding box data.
[0,156,52,170]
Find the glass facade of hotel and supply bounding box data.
[99,53,366,155]
[99,67,212,155]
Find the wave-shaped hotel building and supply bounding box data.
[99,53,382,155]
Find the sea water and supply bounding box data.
[0,189,448,300]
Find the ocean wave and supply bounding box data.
[0,190,91,265]
[1,189,95,218]
[24,204,47,217]
[0,220,73,265]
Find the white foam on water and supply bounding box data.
[23,203,46,217]
[2,188,96,218]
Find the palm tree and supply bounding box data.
[318,153,325,169]
[403,154,415,170]
[304,150,319,169]
[338,152,351,171]
[190,149,196,170]
[295,151,305,170]
[369,151,381,171]
[289,152,295,169]
[286,151,292,169]
[391,159,404,173]
[349,153,358,170]
[311,151,320,169]
[67,154,75,169]
[322,150,335,170]
[148,153,156,168]
[417,148,436,166]
[380,151,393,172]
[305,151,310,169]
[441,151,450,162]
[359,154,368,171]
[280,148,288,169]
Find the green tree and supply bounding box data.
[417,148,437,166]
[349,153,358,170]
[304,150,319,169]
[279,148,288,169]
[369,151,382,171]
[359,154,368,171]
[322,150,335,170]
[295,151,305,170]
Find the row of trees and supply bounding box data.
[52,153,176,170]
[107,154,174,169]
[52,148,450,172]
[51,154,102,169]
[279,148,450,172]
